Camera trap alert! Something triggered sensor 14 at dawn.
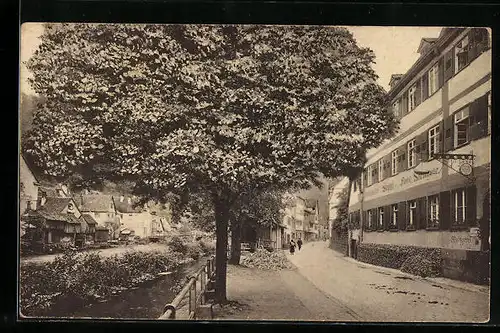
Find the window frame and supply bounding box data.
[455,35,470,74]
[408,84,417,112]
[454,189,467,225]
[378,207,384,231]
[391,150,398,176]
[407,139,416,169]
[391,204,398,229]
[368,209,373,230]
[367,164,374,186]
[378,159,383,182]
[454,107,470,148]
[428,195,440,229]
[428,62,440,96]
[428,125,440,159]
[393,99,401,118]
[408,200,417,229]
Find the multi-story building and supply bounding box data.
[348,27,491,283]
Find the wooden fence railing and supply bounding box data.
[158,256,215,320]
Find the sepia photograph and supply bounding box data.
[19,23,491,322]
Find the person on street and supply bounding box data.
[289,239,296,255]
[297,238,303,251]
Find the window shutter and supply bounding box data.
[466,185,477,227]
[384,205,391,231]
[401,91,408,115]
[399,145,407,171]
[415,78,422,107]
[417,197,427,230]
[383,155,391,178]
[422,72,429,100]
[363,170,368,187]
[469,94,489,141]
[362,210,367,230]
[420,131,429,161]
[474,28,490,56]
[438,120,444,154]
[443,115,454,152]
[467,29,478,63]
[372,163,378,184]
[439,191,451,230]
[438,58,444,88]
[444,48,455,82]
[398,201,407,230]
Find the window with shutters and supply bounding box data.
[393,99,401,118]
[378,159,383,182]
[391,150,398,175]
[408,200,417,228]
[428,125,440,158]
[428,195,440,229]
[454,107,470,147]
[455,35,469,73]
[378,207,384,230]
[407,139,416,168]
[408,84,417,111]
[391,204,398,228]
[367,210,373,230]
[428,63,439,95]
[453,188,467,225]
[367,164,374,186]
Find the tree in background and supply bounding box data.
[24,24,397,302]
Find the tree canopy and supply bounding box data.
[24,24,396,201]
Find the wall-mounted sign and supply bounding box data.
[459,162,473,176]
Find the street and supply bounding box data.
[286,241,489,322]
[215,241,489,322]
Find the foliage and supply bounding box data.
[19,249,184,316]
[331,185,349,231]
[400,255,442,278]
[357,243,443,273]
[240,248,293,270]
[24,23,396,199]
[167,235,188,254]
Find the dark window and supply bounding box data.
[428,195,440,229]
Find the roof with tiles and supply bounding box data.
[81,214,98,225]
[78,195,115,212]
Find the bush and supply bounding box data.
[357,243,442,273]
[198,239,215,255]
[168,235,188,254]
[19,249,184,316]
[401,255,441,278]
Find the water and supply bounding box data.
[34,257,210,319]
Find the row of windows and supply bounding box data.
[349,186,476,232]
[364,92,489,187]
[392,28,489,119]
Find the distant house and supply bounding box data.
[81,214,98,240]
[114,196,154,239]
[77,194,120,238]
[302,198,320,242]
[25,196,85,244]
[19,154,40,215]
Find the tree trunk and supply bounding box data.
[229,221,242,265]
[213,192,231,304]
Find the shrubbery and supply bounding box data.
[20,249,183,316]
[357,243,443,275]
[400,255,441,278]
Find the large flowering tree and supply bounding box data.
[24,23,397,302]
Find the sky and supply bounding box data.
[20,24,443,95]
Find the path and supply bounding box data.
[21,243,169,264]
[213,264,359,321]
[286,241,490,322]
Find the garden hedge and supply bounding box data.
[357,243,443,274]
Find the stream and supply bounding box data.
[36,257,210,319]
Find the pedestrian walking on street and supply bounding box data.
[289,240,296,255]
[297,238,303,251]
